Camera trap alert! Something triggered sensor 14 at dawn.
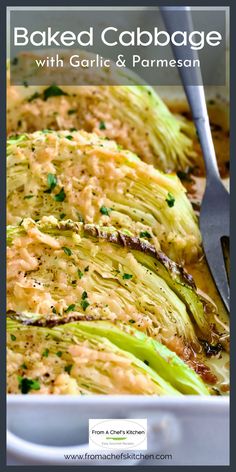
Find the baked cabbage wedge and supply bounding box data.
[7,50,195,171]
[7,318,209,395]
[7,130,201,264]
[7,217,220,382]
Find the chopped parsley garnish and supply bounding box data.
[43,85,68,101]
[66,135,73,140]
[24,194,34,199]
[64,364,73,374]
[10,334,16,341]
[84,266,89,272]
[81,292,89,311]
[129,319,135,324]
[42,348,49,358]
[18,377,40,394]
[99,121,106,130]
[52,307,57,314]
[47,173,57,192]
[81,299,90,311]
[21,363,27,370]
[54,187,66,202]
[139,231,152,239]
[122,273,133,280]
[165,192,175,208]
[56,351,63,357]
[28,91,40,102]
[62,246,72,256]
[65,304,76,313]
[78,269,84,279]
[68,109,77,115]
[60,213,66,220]
[100,206,111,216]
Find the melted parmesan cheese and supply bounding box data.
[7,327,165,395]
[7,130,201,264]
[7,225,196,347]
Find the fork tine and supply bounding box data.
[203,240,230,312]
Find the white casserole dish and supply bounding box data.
[7,396,229,465]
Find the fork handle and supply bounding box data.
[160,7,220,181]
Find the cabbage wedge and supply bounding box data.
[7,50,195,172]
[7,318,179,396]
[7,130,201,263]
[7,318,210,395]
[7,217,219,374]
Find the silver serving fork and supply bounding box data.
[161,7,230,312]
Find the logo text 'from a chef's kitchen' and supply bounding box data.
[89,419,147,450]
